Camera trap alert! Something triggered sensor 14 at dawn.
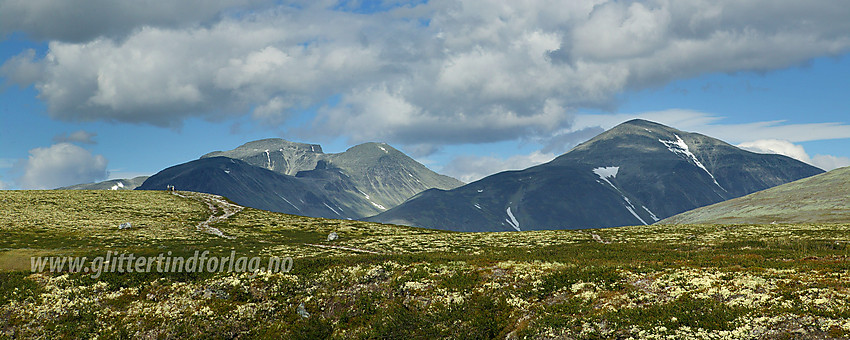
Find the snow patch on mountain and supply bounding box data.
[279,195,300,211]
[591,166,649,225]
[624,204,648,226]
[659,135,725,191]
[264,149,272,170]
[323,202,341,216]
[110,182,125,190]
[505,207,521,231]
[642,205,660,222]
[621,196,648,225]
[593,166,620,187]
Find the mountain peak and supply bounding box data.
[620,118,667,127]
[603,119,681,137]
[201,138,324,176]
[141,138,464,220]
[371,119,823,231]
[205,138,323,156]
[341,142,400,158]
[561,119,679,157]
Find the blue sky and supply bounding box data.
[1,0,849,188]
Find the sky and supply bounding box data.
[1,0,849,189]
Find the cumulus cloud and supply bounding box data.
[0,49,44,87]
[3,1,850,146]
[18,143,108,189]
[53,130,97,144]
[738,139,850,171]
[441,151,556,183]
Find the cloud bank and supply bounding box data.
[0,0,270,42]
[738,139,850,171]
[1,0,849,147]
[570,109,850,144]
[53,130,97,145]
[18,143,108,189]
[442,151,556,183]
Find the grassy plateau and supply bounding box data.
[1,190,849,339]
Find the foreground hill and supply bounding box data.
[369,119,823,231]
[57,175,149,190]
[139,139,463,219]
[661,166,850,225]
[1,190,849,339]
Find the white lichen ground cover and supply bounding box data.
[1,190,849,339]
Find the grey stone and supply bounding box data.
[297,302,310,318]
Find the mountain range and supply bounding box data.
[367,119,823,231]
[58,176,149,190]
[137,139,463,219]
[660,166,850,225]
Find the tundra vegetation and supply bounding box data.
[1,190,849,339]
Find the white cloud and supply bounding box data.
[0,158,15,169]
[0,49,44,87]
[441,150,556,183]
[738,139,812,163]
[18,143,108,189]
[53,130,97,144]
[2,1,850,146]
[811,155,850,171]
[539,126,606,154]
[571,109,850,144]
[737,139,850,171]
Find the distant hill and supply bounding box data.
[57,176,149,190]
[368,119,823,231]
[139,139,463,219]
[660,166,850,225]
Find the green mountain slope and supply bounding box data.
[660,166,850,225]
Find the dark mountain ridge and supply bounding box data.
[138,139,463,219]
[368,119,823,231]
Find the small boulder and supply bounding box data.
[297,302,310,318]
[327,232,339,242]
[118,222,132,230]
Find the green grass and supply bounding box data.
[1,190,850,339]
